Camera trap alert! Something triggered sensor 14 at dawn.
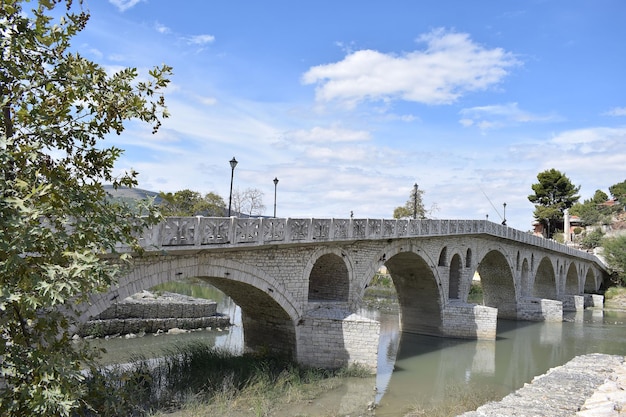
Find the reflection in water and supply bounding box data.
[374,309,626,416]
[90,281,626,417]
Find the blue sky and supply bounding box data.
[75,0,625,230]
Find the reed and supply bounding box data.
[79,342,371,416]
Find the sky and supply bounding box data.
[70,0,625,230]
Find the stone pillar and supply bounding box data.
[517,297,563,322]
[442,301,498,339]
[296,306,380,370]
[584,293,604,308]
[561,294,584,312]
[564,209,571,243]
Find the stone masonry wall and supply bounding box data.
[79,291,229,337]
[442,302,498,339]
[297,306,380,370]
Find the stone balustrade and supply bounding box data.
[126,217,601,264]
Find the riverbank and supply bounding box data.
[458,354,625,417]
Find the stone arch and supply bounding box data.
[584,267,598,293]
[438,246,448,266]
[564,262,579,295]
[477,249,517,318]
[82,256,301,359]
[385,250,444,336]
[449,253,462,300]
[533,257,557,299]
[466,248,472,268]
[305,249,351,303]
[520,258,530,297]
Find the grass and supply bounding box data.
[404,383,500,417]
[79,342,373,417]
[604,286,626,300]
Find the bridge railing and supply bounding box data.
[129,217,599,262]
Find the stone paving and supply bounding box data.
[459,354,625,417]
[577,356,626,416]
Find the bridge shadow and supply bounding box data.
[198,276,297,359]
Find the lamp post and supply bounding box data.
[273,177,279,218]
[502,202,507,226]
[413,183,418,219]
[227,157,237,217]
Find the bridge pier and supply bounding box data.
[584,293,604,308]
[442,301,498,339]
[561,295,584,312]
[296,306,380,370]
[517,297,563,322]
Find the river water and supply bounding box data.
[90,286,626,416]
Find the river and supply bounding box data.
[90,284,626,416]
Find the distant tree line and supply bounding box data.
[157,188,266,217]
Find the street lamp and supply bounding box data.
[273,177,279,218]
[502,202,507,226]
[413,183,418,219]
[227,157,237,217]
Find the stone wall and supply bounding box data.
[442,302,498,339]
[517,297,563,321]
[79,291,230,337]
[296,306,380,370]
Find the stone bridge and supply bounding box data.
[82,217,609,370]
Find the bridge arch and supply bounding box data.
[520,258,530,297]
[584,267,599,293]
[84,255,302,359]
[533,257,557,299]
[303,247,354,304]
[361,240,445,336]
[448,253,462,300]
[564,262,579,295]
[476,249,517,319]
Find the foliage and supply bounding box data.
[528,169,580,238]
[580,228,605,249]
[601,235,626,285]
[570,189,616,226]
[0,1,171,415]
[394,184,427,219]
[158,189,225,216]
[609,179,626,203]
[231,187,266,217]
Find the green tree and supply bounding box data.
[580,228,604,250]
[609,180,626,202]
[159,190,226,216]
[0,1,171,415]
[602,235,626,285]
[393,184,426,219]
[528,169,580,238]
[570,189,612,226]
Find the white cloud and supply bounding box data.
[550,127,626,153]
[187,34,216,45]
[604,107,626,117]
[302,28,519,107]
[459,102,558,130]
[108,0,144,12]
[287,125,371,143]
[155,22,171,34]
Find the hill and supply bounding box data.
[103,185,162,204]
